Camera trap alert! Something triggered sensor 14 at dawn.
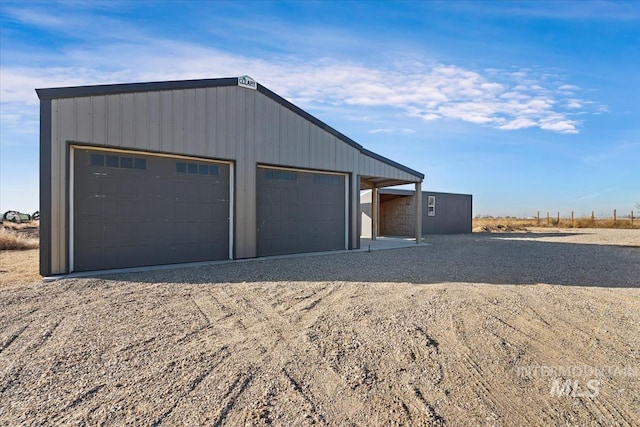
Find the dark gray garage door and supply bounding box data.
[73,148,230,271]
[257,166,346,257]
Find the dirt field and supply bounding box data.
[1,229,639,426]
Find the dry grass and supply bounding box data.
[0,249,40,286]
[474,216,640,231]
[0,227,39,250]
[2,220,40,230]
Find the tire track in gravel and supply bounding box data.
[439,308,537,425]
[0,322,30,354]
[204,283,369,424]
[211,371,255,427]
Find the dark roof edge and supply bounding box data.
[36,77,239,100]
[380,189,472,197]
[35,77,424,180]
[257,84,424,180]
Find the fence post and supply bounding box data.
[557,212,560,225]
[591,211,594,220]
[571,211,574,227]
[632,210,634,226]
[547,211,550,226]
[537,211,540,226]
[614,209,617,223]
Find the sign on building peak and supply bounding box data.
[238,75,257,90]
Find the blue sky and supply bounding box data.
[1,0,638,217]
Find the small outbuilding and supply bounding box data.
[361,189,472,238]
[37,76,424,275]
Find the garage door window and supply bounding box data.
[91,153,147,170]
[176,162,220,176]
[313,175,340,185]
[265,169,297,181]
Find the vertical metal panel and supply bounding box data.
[183,89,196,155]
[308,124,318,169]
[54,98,76,273]
[298,119,310,168]
[91,96,107,146]
[39,99,52,275]
[295,113,305,166]
[134,92,149,150]
[233,88,257,258]
[194,88,207,157]
[76,97,92,142]
[253,92,267,161]
[350,173,360,249]
[172,90,184,154]
[49,100,60,273]
[262,94,280,164]
[215,87,227,159]
[107,95,121,147]
[160,91,172,152]
[278,107,289,165]
[148,92,161,152]
[226,87,238,159]
[415,183,422,241]
[121,93,135,148]
[206,88,218,157]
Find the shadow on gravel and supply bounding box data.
[93,234,640,289]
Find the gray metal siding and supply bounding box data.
[39,100,52,276]
[73,149,230,271]
[422,192,472,234]
[43,82,422,273]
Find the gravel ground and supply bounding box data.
[1,229,639,426]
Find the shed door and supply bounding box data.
[73,148,230,271]
[257,166,346,257]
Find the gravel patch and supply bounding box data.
[1,229,638,425]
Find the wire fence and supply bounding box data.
[474,210,639,229]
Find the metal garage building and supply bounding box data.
[37,76,424,275]
[361,189,472,237]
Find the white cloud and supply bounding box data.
[0,36,605,137]
[558,84,580,91]
[369,128,415,134]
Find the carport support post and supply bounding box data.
[415,182,422,243]
[371,186,378,241]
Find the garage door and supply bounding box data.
[73,148,230,271]
[257,166,346,257]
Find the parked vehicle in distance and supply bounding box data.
[2,210,34,223]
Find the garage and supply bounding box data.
[38,76,424,275]
[257,166,346,257]
[72,147,231,271]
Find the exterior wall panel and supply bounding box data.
[121,93,135,148]
[92,96,107,146]
[76,97,92,142]
[148,92,161,152]
[134,92,150,151]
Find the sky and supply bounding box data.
[1,0,639,218]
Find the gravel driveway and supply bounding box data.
[1,229,639,425]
